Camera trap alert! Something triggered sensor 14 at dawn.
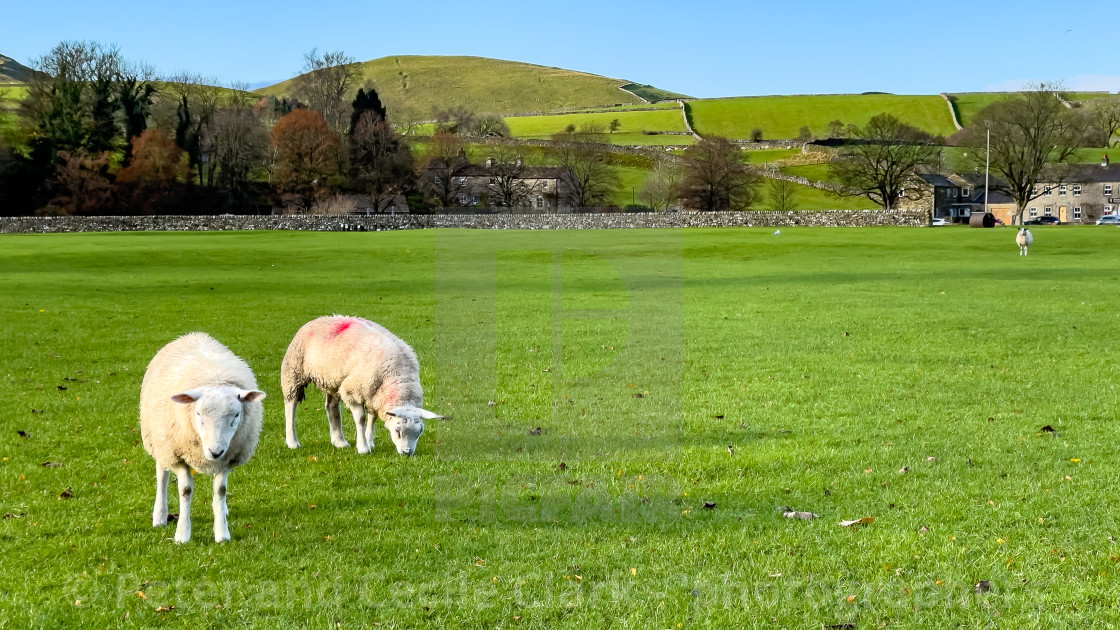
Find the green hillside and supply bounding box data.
[689,94,959,140]
[619,82,690,102]
[257,55,680,119]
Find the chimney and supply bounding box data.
[1104,154,1110,167]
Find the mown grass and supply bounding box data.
[4,227,1120,627]
[258,56,646,119]
[689,94,959,140]
[507,109,688,138]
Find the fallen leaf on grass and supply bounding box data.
[3,511,24,519]
[528,427,544,436]
[845,594,857,602]
[59,487,73,499]
[703,502,716,510]
[557,462,567,471]
[17,430,30,439]
[41,461,61,468]
[926,456,938,462]
[823,624,856,629]
[136,591,146,599]
[155,605,175,612]
[974,580,991,593]
[784,506,819,517]
[1041,425,1055,432]
[898,467,909,474]
[839,516,875,527]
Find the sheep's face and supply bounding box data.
[384,405,442,456]
[172,386,266,461]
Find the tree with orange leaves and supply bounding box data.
[270,108,340,211]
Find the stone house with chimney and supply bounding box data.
[452,156,569,211]
[1022,156,1120,224]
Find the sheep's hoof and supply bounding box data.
[173,534,191,544]
[356,444,371,455]
[286,439,301,449]
[153,517,167,527]
[331,438,351,448]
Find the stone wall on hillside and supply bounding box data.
[0,210,928,234]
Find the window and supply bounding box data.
[458,194,468,205]
[962,187,970,197]
[433,175,442,185]
[536,196,544,209]
[1043,185,1052,195]
[1072,185,1081,196]
[543,180,549,191]
[950,188,958,198]
[1073,206,1082,219]
[471,195,479,205]
[1044,207,1053,216]
[1059,185,1067,196]
[1106,184,1114,196]
[458,177,466,185]
[1029,207,1038,217]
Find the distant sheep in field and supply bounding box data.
[281,315,441,456]
[1016,228,1033,256]
[140,333,265,543]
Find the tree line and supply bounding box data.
[0,41,834,216]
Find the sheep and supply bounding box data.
[140,333,265,543]
[281,315,441,456]
[1016,228,1034,256]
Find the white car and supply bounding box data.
[1096,215,1120,225]
[931,217,949,226]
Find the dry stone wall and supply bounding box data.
[0,210,928,234]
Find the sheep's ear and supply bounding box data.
[238,389,266,403]
[171,389,204,404]
[386,407,407,418]
[418,408,443,420]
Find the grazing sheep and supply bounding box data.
[1016,228,1034,256]
[140,333,265,543]
[281,315,440,456]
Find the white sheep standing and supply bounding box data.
[281,315,440,456]
[1016,228,1034,256]
[140,333,265,543]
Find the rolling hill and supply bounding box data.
[0,54,36,83]
[257,55,689,119]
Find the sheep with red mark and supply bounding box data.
[140,333,266,543]
[281,315,441,456]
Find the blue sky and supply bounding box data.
[5,0,1119,97]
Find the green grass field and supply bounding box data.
[949,93,1011,127]
[689,94,959,140]
[4,227,1120,627]
[506,109,688,138]
[257,56,651,120]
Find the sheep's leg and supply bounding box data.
[152,463,170,527]
[326,394,349,448]
[213,471,230,543]
[172,464,193,543]
[285,399,301,449]
[365,410,378,448]
[348,402,371,454]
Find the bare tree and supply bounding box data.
[292,49,362,133]
[432,105,477,135]
[960,83,1089,222]
[482,144,536,206]
[419,129,470,208]
[550,130,619,207]
[829,113,942,210]
[826,119,845,139]
[767,178,799,211]
[350,111,415,212]
[679,136,761,211]
[639,154,682,211]
[209,105,269,208]
[1086,96,1120,147]
[161,74,222,186]
[468,113,510,138]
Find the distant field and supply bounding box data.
[572,102,682,113]
[689,94,958,140]
[949,93,1011,127]
[507,109,688,138]
[742,148,802,164]
[512,133,696,147]
[258,56,650,119]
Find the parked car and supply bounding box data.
[1024,216,1061,225]
[1096,215,1120,225]
[931,217,949,226]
